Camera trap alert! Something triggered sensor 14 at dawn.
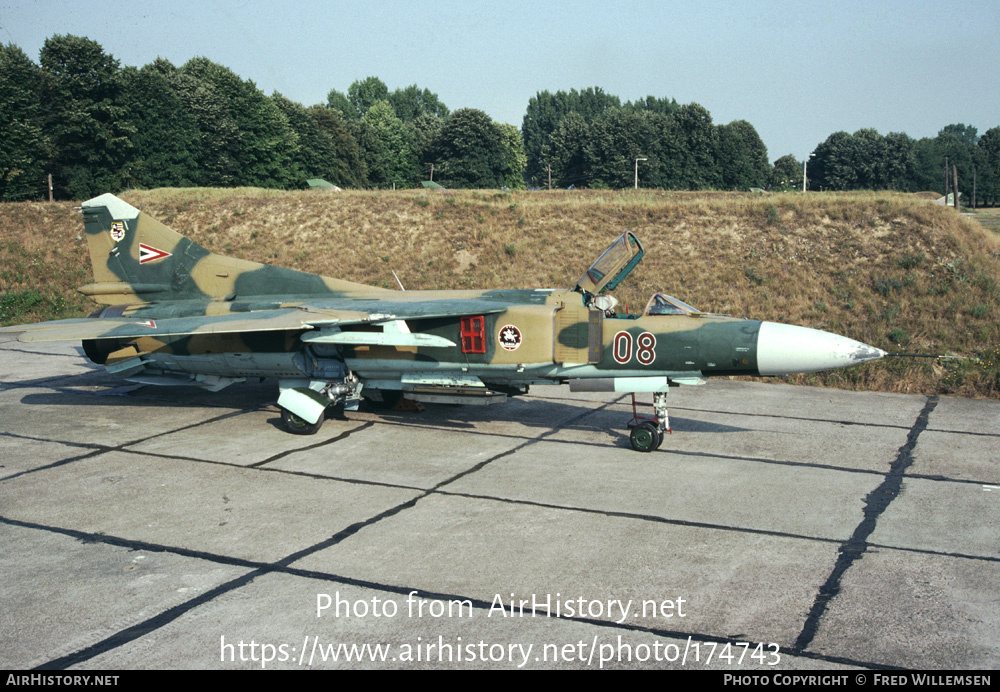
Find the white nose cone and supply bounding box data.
[757,322,886,376]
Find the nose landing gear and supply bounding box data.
[626,392,671,452]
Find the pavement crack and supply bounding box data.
[792,395,939,654]
[668,405,914,431]
[0,447,110,483]
[430,397,624,493]
[35,571,263,670]
[248,421,375,468]
[0,406,269,482]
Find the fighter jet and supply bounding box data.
[1,193,886,451]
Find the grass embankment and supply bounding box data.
[968,207,1000,234]
[2,188,998,397]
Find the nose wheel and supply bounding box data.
[628,421,662,452]
[626,392,671,452]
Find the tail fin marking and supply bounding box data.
[78,193,386,303]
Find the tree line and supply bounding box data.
[1,35,997,204]
[521,88,770,191]
[0,36,524,200]
[805,125,1000,205]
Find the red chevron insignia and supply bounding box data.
[138,243,172,264]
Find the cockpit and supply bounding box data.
[575,232,705,319]
[643,293,701,316]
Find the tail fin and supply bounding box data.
[80,193,219,304]
[78,193,378,304]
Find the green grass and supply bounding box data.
[0,289,83,326]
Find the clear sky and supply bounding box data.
[2,0,998,162]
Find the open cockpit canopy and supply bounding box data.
[575,231,644,296]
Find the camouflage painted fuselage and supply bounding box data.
[27,194,756,392]
[85,289,761,388]
[5,194,883,423]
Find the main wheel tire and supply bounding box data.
[281,407,323,435]
[629,422,660,452]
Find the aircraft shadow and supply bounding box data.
[10,376,277,411]
[347,397,751,436]
[7,372,751,438]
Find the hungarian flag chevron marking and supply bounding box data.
[138,243,172,264]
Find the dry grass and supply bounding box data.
[967,207,1000,234]
[2,188,998,397]
[0,202,93,324]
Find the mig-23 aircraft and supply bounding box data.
[1,193,887,451]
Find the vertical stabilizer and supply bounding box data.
[78,192,385,303]
[80,193,205,301]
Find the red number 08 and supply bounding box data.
[613,331,656,365]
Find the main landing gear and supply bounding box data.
[277,374,361,435]
[281,407,324,435]
[626,392,671,452]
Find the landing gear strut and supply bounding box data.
[277,374,362,435]
[626,391,671,452]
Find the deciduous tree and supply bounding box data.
[388,84,449,121]
[308,105,367,187]
[180,57,298,188]
[976,127,1000,206]
[716,120,769,190]
[39,34,135,199]
[357,100,415,187]
[541,112,590,188]
[0,44,50,200]
[584,109,655,188]
[672,103,720,189]
[432,108,508,188]
[348,76,390,119]
[496,123,526,190]
[120,59,200,189]
[770,154,801,191]
[810,131,857,190]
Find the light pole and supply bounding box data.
[802,152,815,192]
[634,157,647,189]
